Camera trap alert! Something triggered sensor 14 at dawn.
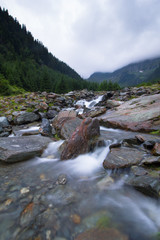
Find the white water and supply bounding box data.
[19,126,39,132]
[76,95,103,109]
[33,138,160,239]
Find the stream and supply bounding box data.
[0,96,160,240]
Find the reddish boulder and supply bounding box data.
[60,118,100,160]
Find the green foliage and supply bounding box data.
[0,74,24,96]
[150,130,160,135]
[0,7,121,94]
[98,80,121,91]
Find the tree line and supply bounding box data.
[0,7,120,96]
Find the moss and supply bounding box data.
[96,216,110,229]
[150,130,160,135]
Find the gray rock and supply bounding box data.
[14,112,40,125]
[60,117,82,139]
[39,118,52,137]
[0,117,9,128]
[0,136,52,163]
[103,147,145,169]
[46,110,58,119]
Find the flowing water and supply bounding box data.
[0,95,160,239]
[0,129,160,240]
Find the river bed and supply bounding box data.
[0,127,160,240]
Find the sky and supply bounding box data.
[1,0,160,78]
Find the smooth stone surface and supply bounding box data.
[99,94,160,132]
[14,112,40,125]
[103,147,146,169]
[0,136,52,163]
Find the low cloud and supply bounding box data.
[1,0,160,77]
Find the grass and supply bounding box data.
[150,130,160,135]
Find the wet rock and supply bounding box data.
[56,174,67,185]
[143,140,155,149]
[35,208,59,236]
[75,228,128,240]
[0,117,10,128]
[135,135,145,143]
[130,166,148,176]
[103,147,145,169]
[141,156,160,165]
[99,94,160,132]
[97,176,114,190]
[52,110,77,135]
[84,107,106,118]
[0,136,52,163]
[14,112,40,125]
[39,118,52,137]
[60,118,100,160]
[109,142,121,150]
[70,214,81,224]
[106,99,123,108]
[20,202,39,227]
[126,173,160,198]
[43,185,77,206]
[46,110,58,119]
[60,117,82,139]
[152,143,160,156]
[122,137,140,146]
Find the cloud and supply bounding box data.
[1,0,160,77]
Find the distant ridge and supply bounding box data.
[88,57,160,87]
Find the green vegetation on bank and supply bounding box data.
[0,7,121,95]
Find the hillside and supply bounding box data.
[88,58,160,87]
[0,7,91,94]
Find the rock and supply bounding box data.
[70,214,81,224]
[56,174,67,185]
[135,135,145,143]
[109,142,121,150]
[60,117,82,139]
[103,147,145,169]
[152,143,160,156]
[75,228,128,240]
[52,110,77,133]
[99,94,160,132]
[46,110,58,119]
[39,118,52,137]
[60,118,100,160]
[107,99,123,108]
[0,117,9,128]
[143,140,155,149]
[97,176,114,190]
[0,136,52,163]
[141,156,160,165]
[84,107,106,118]
[126,173,160,198]
[14,112,40,125]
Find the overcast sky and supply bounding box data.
[1,0,160,78]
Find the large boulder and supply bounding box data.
[103,147,146,169]
[52,110,81,139]
[99,94,160,132]
[14,112,40,125]
[126,166,160,198]
[60,118,100,160]
[0,136,52,163]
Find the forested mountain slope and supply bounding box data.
[0,7,89,94]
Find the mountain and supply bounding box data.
[88,58,160,87]
[0,7,91,94]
